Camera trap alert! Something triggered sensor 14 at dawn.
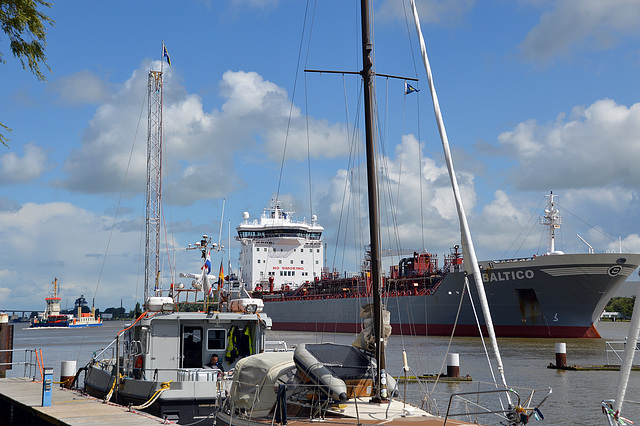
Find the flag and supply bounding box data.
[405,82,419,94]
[202,250,212,275]
[163,43,171,66]
[217,261,224,291]
[201,249,212,296]
[208,284,214,298]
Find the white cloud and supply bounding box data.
[497,98,640,191]
[0,201,180,310]
[53,65,350,205]
[0,143,50,184]
[50,70,112,105]
[520,0,640,62]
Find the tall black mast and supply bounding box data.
[360,0,386,400]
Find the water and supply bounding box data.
[6,320,638,424]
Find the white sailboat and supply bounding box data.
[215,1,550,425]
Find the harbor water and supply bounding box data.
[6,320,639,424]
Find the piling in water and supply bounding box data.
[447,353,460,378]
[555,343,567,368]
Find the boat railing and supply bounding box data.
[605,340,640,364]
[443,387,552,425]
[0,348,40,379]
[264,340,293,352]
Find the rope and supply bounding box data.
[104,373,122,402]
[130,380,173,410]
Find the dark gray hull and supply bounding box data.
[262,253,640,338]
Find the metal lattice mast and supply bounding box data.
[145,70,163,302]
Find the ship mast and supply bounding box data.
[145,70,163,303]
[360,0,386,400]
[540,191,562,255]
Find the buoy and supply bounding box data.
[60,360,76,388]
[447,353,460,378]
[555,343,567,367]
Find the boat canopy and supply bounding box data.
[229,351,295,416]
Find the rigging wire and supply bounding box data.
[275,0,313,202]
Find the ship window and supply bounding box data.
[300,249,303,252]
[292,271,295,276]
[207,329,226,351]
[256,248,260,252]
[280,271,283,276]
[290,260,293,264]
[301,260,304,264]
[279,260,282,264]
[317,249,320,253]
[257,259,260,264]
[264,248,267,252]
[260,271,264,276]
[316,261,319,264]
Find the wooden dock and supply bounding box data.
[0,377,170,425]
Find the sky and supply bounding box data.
[2,0,640,312]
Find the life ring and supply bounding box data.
[134,355,144,369]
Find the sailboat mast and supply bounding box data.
[360,0,386,399]
[145,70,163,303]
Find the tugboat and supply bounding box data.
[30,278,103,328]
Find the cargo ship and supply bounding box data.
[30,278,102,328]
[237,195,640,338]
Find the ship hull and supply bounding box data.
[261,253,640,338]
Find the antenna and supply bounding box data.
[144,69,163,302]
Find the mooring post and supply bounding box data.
[555,343,567,367]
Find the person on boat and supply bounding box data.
[205,353,224,372]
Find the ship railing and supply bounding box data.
[605,340,640,364]
[0,348,40,379]
[486,256,537,264]
[442,387,552,425]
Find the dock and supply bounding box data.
[0,377,169,425]
[548,363,640,371]
[398,374,472,383]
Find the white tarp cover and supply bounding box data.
[230,351,295,415]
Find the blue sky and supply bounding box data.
[2,0,640,311]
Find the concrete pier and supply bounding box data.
[0,377,169,425]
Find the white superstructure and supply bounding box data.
[237,200,324,291]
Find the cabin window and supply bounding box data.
[316,261,319,264]
[256,248,260,252]
[264,248,267,252]
[290,260,293,264]
[279,260,282,264]
[300,249,303,252]
[260,271,264,276]
[317,249,320,253]
[300,260,304,264]
[207,329,226,351]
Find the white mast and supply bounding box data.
[409,0,510,398]
[540,192,563,255]
[614,277,640,414]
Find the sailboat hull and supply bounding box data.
[261,253,640,338]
